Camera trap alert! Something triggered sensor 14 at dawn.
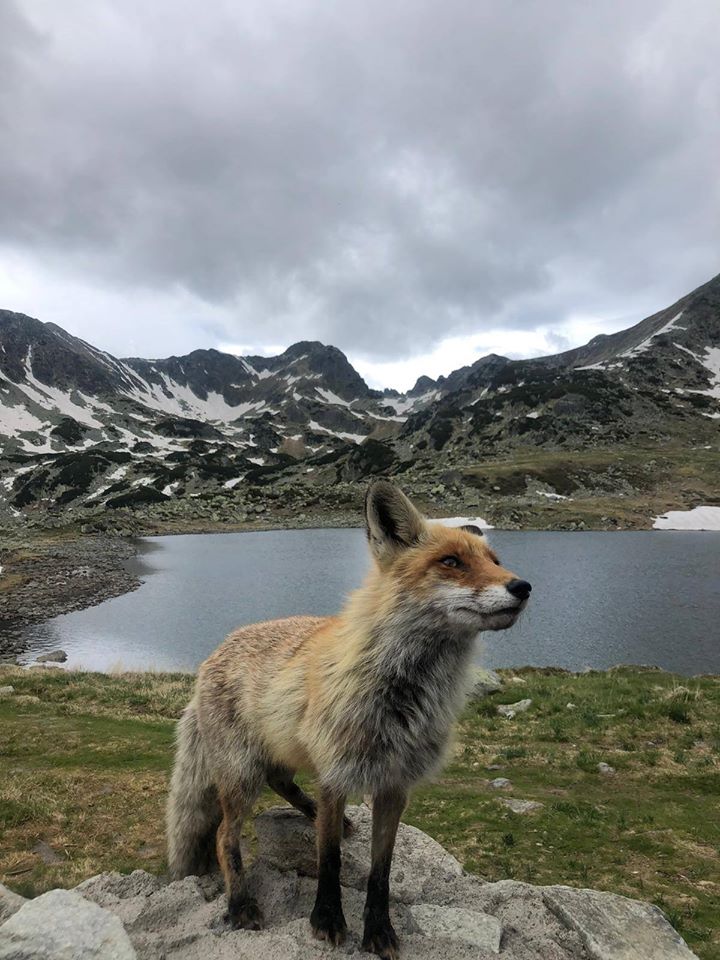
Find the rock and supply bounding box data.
[32,840,65,864]
[467,668,503,700]
[543,885,698,959]
[254,805,463,903]
[408,903,502,952]
[489,777,513,790]
[0,888,136,959]
[566,702,577,710]
[507,676,527,685]
[597,762,616,776]
[51,806,700,960]
[497,699,533,718]
[500,799,545,814]
[36,649,67,663]
[0,686,14,697]
[0,885,26,924]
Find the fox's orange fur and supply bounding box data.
[167,481,530,958]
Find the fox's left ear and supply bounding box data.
[365,480,427,563]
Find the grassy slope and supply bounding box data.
[1,666,718,957]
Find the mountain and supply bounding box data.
[1,272,718,530]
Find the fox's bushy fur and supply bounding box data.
[167,481,530,958]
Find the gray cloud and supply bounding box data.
[0,0,718,366]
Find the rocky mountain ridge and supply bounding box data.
[1,272,718,530]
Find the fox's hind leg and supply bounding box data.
[267,765,355,836]
[216,781,263,930]
[267,765,317,821]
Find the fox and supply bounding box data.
[166,480,531,958]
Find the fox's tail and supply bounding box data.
[166,699,220,878]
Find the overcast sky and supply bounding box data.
[1,1,718,390]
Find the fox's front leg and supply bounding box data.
[310,786,347,945]
[362,787,407,959]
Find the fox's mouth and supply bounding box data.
[458,604,522,617]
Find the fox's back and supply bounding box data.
[195,615,330,760]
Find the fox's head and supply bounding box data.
[365,480,531,632]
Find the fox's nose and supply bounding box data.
[506,579,532,601]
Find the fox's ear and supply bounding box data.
[365,480,427,563]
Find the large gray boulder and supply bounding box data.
[2,806,697,960]
[254,804,464,902]
[0,888,135,959]
[71,805,697,960]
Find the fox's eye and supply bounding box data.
[439,555,460,568]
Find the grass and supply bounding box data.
[452,444,720,529]
[1,666,719,956]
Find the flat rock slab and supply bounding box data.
[543,885,698,960]
[408,903,502,953]
[500,798,545,814]
[497,699,533,718]
[0,888,136,959]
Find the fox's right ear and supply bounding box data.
[365,480,427,564]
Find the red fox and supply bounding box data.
[167,480,531,958]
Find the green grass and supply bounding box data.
[1,666,719,956]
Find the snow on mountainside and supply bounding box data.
[0,271,718,524]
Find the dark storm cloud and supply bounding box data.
[0,0,718,364]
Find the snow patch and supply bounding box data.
[653,506,720,530]
[620,312,685,359]
[315,387,351,407]
[433,516,494,530]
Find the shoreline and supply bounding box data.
[0,534,142,659]
[2,518,719,662]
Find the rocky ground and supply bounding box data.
[0,804,698,959]
[0,534,140,658]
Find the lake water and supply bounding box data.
[13,529,720,675]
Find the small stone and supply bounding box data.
[33,840,65,864]
[598,762,616,776]
[409,903,502,953]
[468,668,503,700]
[0,686,14,697]
[489,777,513,790]
[500,798,544,814]
[507,676,527,685]
[36,649,67,663]
[566,702,577,710]
[497,698,533,718]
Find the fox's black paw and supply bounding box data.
[363,918,399,959]
[310,902,347,946]
[225,897,263,931]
